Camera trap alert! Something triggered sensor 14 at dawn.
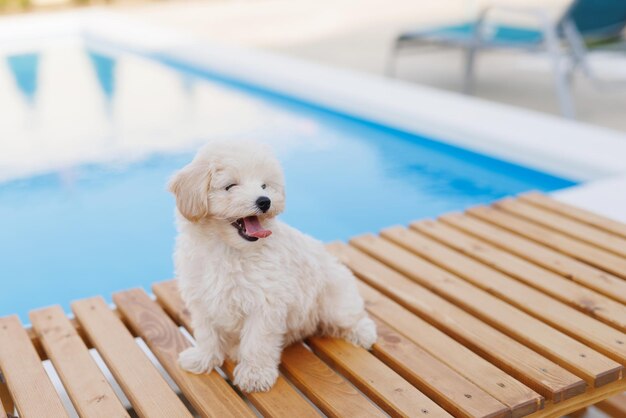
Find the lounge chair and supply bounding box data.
[388,0,626,118]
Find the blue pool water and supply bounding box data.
[0,39,575,320]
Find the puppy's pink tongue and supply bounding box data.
[243,216,272,238]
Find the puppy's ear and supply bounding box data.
[168,162,211,222]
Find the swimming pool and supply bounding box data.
[0,38,575,320]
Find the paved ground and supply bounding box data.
[120,0,626,133]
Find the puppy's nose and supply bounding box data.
[256,196,271,213]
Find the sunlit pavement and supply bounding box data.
[116,0,626,133]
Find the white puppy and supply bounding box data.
[169,140,377,393]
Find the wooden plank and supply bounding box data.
[307,336,451,417]
[351,234,623,387]
[280,343,387,418]
[383,226,626,365]
[465,205,626,305]
[472,203,626,280]
[596,392,626,417]
[371,318,509,418]
[29,306,129,418]
[528,379,626,418]
[421,216,626,333]
[346,273,544,417]
[0,315,68,418]
[112,289,255,418]
[71,297,192,418]
[519,192,626,240]
[495,198,626,258]
[0,377,13,418]
[329,243,586,403]
[152,280,321,418]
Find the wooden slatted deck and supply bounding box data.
[0,192,625,418]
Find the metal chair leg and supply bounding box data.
[543,23,576,118]
[386,40,400,78]
[463,45,478,94]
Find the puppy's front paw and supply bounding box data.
[347,317,378,350]
[178,346,223,374]
[233,362,279,392]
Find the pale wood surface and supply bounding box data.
[29,306,129,418]
[330,241,586,402]
[308,335,451,417]
[350,233,622,388]
[152,280,321,418]
[3,193,626,417]
[519,192,626,239]
[496,199,626,258]
[350,275,544,417]
[372,319,509,418]
[113,288,255,418]
[0,315,68,418]
[465,206,626,304]
[72,297,192,418]
[476,202,626,279]
[417,216,626,333]
[280,343,386,418]
[391,223,626,363]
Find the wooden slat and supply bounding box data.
[392,223,626,364]
[421,216,626,333]
[351,234,622,387]
[71,297,192,418]
[519,192,626,240]
[473,203,626,280]
[0,378,13,418]
[307,336,451,417]
[596,392,626,417]
[371,319,509,418]
[152,280,321,418]
[0,315,68,418]
[465,206,626,305]
[112,289,255,418]
[496,199,626,259]
[383,226,626,366]
[330,243,585,402]
[29,306,129,418]
[346,273,544,417]
[527,379,626,418]
[280,343,387,418]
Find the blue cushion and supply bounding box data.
[400,22,544,46]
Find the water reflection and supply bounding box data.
[6,53,39,105]
[0,39,317,183]
[87,50,116,105]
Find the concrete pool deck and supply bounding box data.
[117,0,626,133]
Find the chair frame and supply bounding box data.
[387,4,625,119]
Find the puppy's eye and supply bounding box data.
[261,184,267,189]
[225,184,237,191]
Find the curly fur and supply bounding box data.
[169,140,377,392]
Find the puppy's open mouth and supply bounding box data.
[231,216,272,242]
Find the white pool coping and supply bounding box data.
[2,9,626,214]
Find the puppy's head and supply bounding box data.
[169,140,286,248]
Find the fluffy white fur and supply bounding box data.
[169,140,377,393]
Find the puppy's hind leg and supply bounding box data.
[320,267,377,349]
